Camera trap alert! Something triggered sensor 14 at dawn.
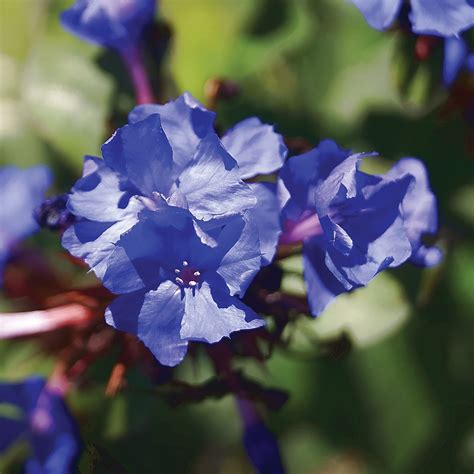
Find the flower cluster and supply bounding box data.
[63,93,286,366]
[62,93,441,366]
[0,166,51,284]
[277,140,441,316]
[0,377,81,473]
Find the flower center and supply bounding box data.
[279,212,323,245]
[174,261,201,288]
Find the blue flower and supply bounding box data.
[62,93,288,365]
[130,97,287,264]
[385,158,442,267]
[0,377,81,473]
[60,0,156,50]
[443,36,474,86]
[104,206,265,366]
[63,93,286,289]
[278,140,440,316]
[351,0,474,37]
[0,166,52,283]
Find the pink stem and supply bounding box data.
[120,45,156,104]
[0,304,93,339]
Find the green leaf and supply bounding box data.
[350,332,438,469]
[289,272,411,349]
[392,34,444,111]
[160,0,312,99]
[21,39,113,169]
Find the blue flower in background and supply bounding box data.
[60,0,156,50]
[385,158,443,267]
[105,206,264,366]
[351,0,474,37]
[0,166,52,283]
[278,140,440,316]
[0,377,81,473]
[63,93,286,288]
[443,36,474,85]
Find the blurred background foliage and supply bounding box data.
[0,0,473,473]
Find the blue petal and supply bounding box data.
[351,0,402,30]
[68,156,143,222]
[180,281,264,343]
[105,282,189,367]
[319,173,413,287]
[28,388,82,474]
[0,377,44,410]
[293,153,412,305]
[221,117,287,179]
[62,216,144,293]
[443,36,468,86]
[0,417,27,452]
[175,133,257,220]
[278,140,352,220]
[410,0,474,37]
[385,158,442,267]
[129,92,216,171]
[0,377,80,471]
[302,237,347,316]
[213,215,262,297]
[246,183,281,266]
[466,53,474,72]
[0,165,52,249]
[115,206,204,288]
[60,0,155,50]
[107,115,174,196]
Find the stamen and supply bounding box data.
[193,271,200,277]
[182,260,189,267]
[174,269,180,274]
[188,281,197,287]
[175,277,184,285]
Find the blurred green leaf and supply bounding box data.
[161,0,312,99]
[392,34,444,111]
[314,272,411,347]
[450,185,474,227]
[0,340,53,379]
[285,272,411,350]
[449,244,474,316]
[350,332,438,469]
[22,39,113,169]
[79,443,129,474]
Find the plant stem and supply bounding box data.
[120,45,156,104]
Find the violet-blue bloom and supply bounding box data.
[63,93,286,286]
[0,166,52,283]
[278,140,440,316]
[443,36,474,85]
[60,0,156,50]
[129,94,287,265]
[385,157,442,267]
[0,377,81,473]
[351,0,474,37]
[104,206,264,366]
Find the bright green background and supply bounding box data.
[0,0,473,473]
